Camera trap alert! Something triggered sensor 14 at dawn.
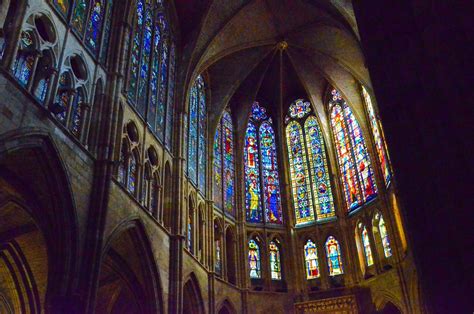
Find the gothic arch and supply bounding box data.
[0,130,79,308]
[183,272,205,314]
[96,219,163,314]
[217,299,236,314]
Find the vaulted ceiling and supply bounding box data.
[173,0,370,137]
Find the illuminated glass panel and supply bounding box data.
[361,226,374,266]
[54,72,72,124]
[213,122,223,209]
[187,214,193,252]
[245,121,262,222]
[260,122,282,224]
[117,143,127,184]
[286,121,314,224]
[12,32,35,87]
[51,0,70,16]
[165,43,176,147]
[70,89,84,137]
[329,88,377,212]
[325,236,343,276]
[215,239,222,275]
[197,78,207,192]
[269,241,282,280]
[128,152,138,194]
[34,77,50,103]
[362,86,392,186]
[379,215,392,257]
[148,19,162,132]
[99,0,113,64]
[248,239,261,279]
[136,4,153,115]
[72,0,88,34]
[85,0,106,54]
[187,82,199,183]
[305,116,334,219]
[222,111,235,215]
[156,38,168,139]
[289,99,311,118]
[304,240,320,279]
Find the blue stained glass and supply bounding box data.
[148,21,161,132]
[245,121,262,223]
[165,43,176,147]
[136,5,153,116]
[187,83,198,183]
[128,153,137,194]
[251,102,268,121]
[85,0,106,54]
[54,72,71,124]
[34,77,50,103]
[198,80,207,192]
[0,36,6,59]
[248,239,261,279]
[72,0,88,34]
[70,89,84,137]
[326,236,343,276]
[213,122,223,209]
[12,32,35,87]
[156,40,168,138]
[305,116,335,219]
[260,122,282,224]
[127,0,144,102]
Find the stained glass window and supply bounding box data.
[269,241,282,280]
[286,100,335,225]
[304,239,320,279]
[378,214,392,258]
[248,239,261,279]
[165,43,176,147]
[329,88,377,212]
[99,0,113,64]
[187,214,193,252]
[150,176,158,212]
[85,0,106,54]
[12,31,35,87]
[34,78,50,103]
[54,72,72,124]
[72,0,88,34]
[213,110,235,215]
[187,75,207,194]
[128,152,138,194]
[245,102,282,224]
[325,236,343,276]
[51,0,70,16]
[70,89,85,137]
[215,239,222,275]
[117,142,127,184]
[361,225,374,266]
[362,86,392,186]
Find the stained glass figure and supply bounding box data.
[222,111,235,215]
[248,239,261,279]
[378,215,392,257]
[269,241,282,280]
[245,102,282,224]
[148,19,162,132]
[361,226,374,266]
[54,72,72,124]
[34,77,50,103]
[187,75,207,194]
[245,121,262,223]
[72,0,88,34]
[128,152,137,194]
[215,239,222,275]
[12,31,35,87]
[187,214,193,252]
[85,0,106,54]
[157,39,168,138]
[213,122,223,209]
[70,89,85,138]
[329,88,377,212]
[117,142,128,184]
[362,86,392,186]
[325,236,343,276]
[127,0,144,103]
[136,4,153,116]
[304,240,320,279]
[51,0,70,16]
[286,100,335,225]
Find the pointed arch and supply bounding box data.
[217,299,237,314]
[97,219,163,314]
[183,273,205,314]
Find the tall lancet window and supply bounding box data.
[329,88,377,212]
[187,75,207,193]
[304,239,320,279]
[362,86,392,186]
[361,224,374,266]
[248,239,261,279]
[244,102,282,224]
[213,109,235,215]
[325,236,343,276]
[285,99,335,225]
[269,241,282,280]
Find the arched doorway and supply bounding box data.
[95,221,163,314]
[218,299,236,314]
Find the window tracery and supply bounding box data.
[244,102,282,224]
[187,75,207,193]
[329,88,377,212]
[285,99,335,225]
